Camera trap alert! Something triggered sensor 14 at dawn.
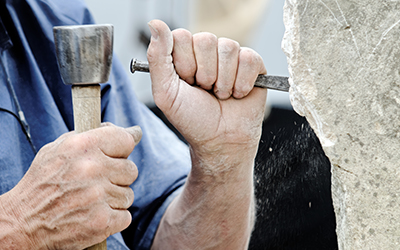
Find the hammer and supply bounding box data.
[53,24,113,250]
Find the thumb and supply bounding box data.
[147,20,178,99]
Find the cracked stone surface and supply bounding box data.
[282,0,400,249]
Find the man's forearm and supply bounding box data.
[151,146,256,250]
[0,193,32,250]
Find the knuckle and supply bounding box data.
[218,38,240,55]
[37,142,53,156]
[101,122,114,128]
[90,210,110,233]
[172,28,192,40]
[80,159,101,179]
[193,32,218,48]
[62,133,96,152]
[240,48,257,64]
[87,185,104,202]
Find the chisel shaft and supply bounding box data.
[130,58,290,92]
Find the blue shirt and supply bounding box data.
[0,0,190,249]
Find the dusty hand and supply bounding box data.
[147,20,267,162]
[0,124,142,249]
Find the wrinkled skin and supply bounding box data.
[147,20,267,250]
[0,125,142,249]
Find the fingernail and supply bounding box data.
[148,22,159,40]
[126,126,143,146]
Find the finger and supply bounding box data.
[125,126,142,146]
[172,28,196,85]
[107,158,138,186]
[233,47,267,99]
[146,20,176,93]
[214,38,240,100]
[193,32,218,90]
[88,125,142,158]
[107,209,132,236]
[106,184,135,210]
[85,207,132,247]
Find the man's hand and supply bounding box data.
[0,124,142,250]
[147,20,267,249]
[147,20,267,166]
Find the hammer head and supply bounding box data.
[53,24,113,85]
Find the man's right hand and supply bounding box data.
[0,124,142,250]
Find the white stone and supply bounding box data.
[283,0,400,249]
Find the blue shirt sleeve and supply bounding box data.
[0,0,191,249]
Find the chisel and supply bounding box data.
[130,58,290,92]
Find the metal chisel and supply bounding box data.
[130,58,290,92]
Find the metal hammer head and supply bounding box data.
[53,24,114,85]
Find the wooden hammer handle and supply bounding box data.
[85,241,107,250]
[71,85,101,133]
[71,84,107,250]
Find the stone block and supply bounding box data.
[282,0,400,249]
